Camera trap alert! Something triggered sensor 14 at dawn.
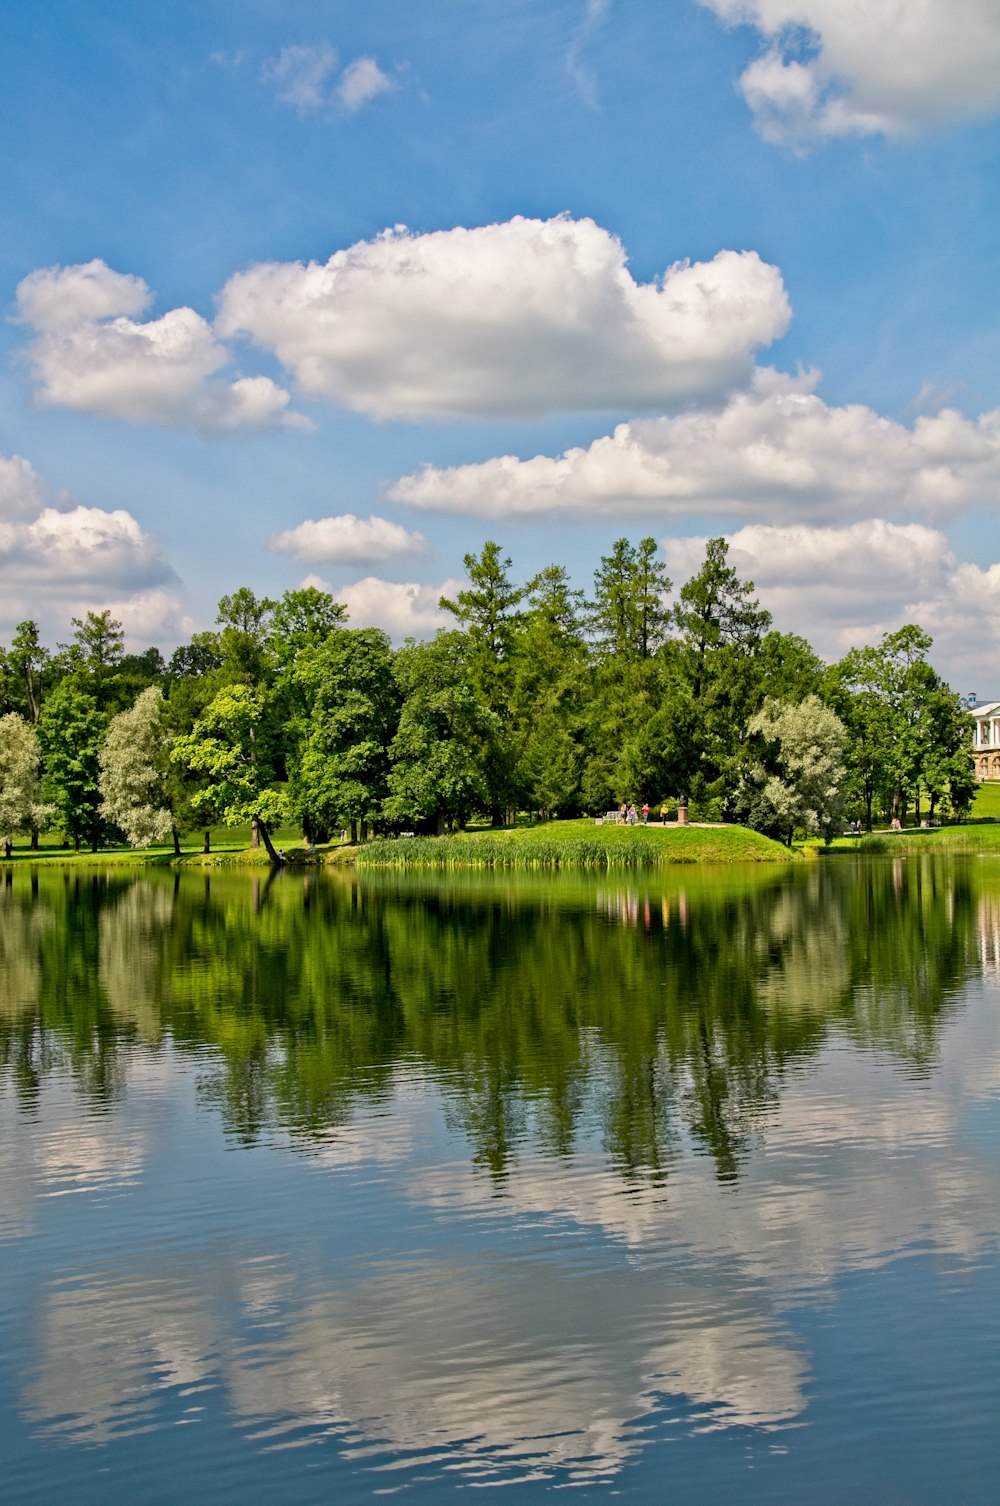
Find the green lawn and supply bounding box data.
[357,818,794,869]
[0,821,319,866]
[971,782,1000,822]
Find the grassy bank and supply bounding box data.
[357,819,794,870]
[854,824,1000,856]
[0,822,331,868]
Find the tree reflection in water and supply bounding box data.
[0,857,984,1184]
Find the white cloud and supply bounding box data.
[337,56,395,112]
[262,43,396,115]
[14,258,151,330]
[0,452,184,649]
[96,589,197,651]
[215,216,790,420]
[661,519,1000,685]
[0,506,172,590]
[326,576,463,639]
[0,453,45,521]
[15,261,306,435]
[262,42,340,112]
[389,370,1000,523]
[271,513,425,564]
[699,0,1000,142]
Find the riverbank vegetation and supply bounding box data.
[359,820,792,869]
[0,535,975,864]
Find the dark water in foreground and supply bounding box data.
[2,857,1000,1503]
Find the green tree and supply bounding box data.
[99,687,179,852]
[293,628,399,843]
[581,538,673,810]
[269,586,349,840]
[587,537,671,663]
[37,684,108,850]
[511,565,588,815]
[672,538,772,806]
[168,631,224,679]
[385,633,502,833]
[216,587,276,684]
[70,608,125,670]
[833,625,969,825]
[0,713,50,856]
[7,620,51,722]
[269,586,347,672]
[171,684,287,861]
[440,542,524,821]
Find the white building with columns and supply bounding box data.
[969,700,1000,780]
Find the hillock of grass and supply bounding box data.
[855,824,1000,856]
[357,819,793,870]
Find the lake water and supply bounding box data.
[2,856,1000,1503]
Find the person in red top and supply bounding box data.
[642,803,650,825]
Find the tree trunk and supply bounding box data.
[30,829,38,851]
[437,810,446,836]
[3,839,11,860]
[251,816,260,849]
[254,814,283,866]
[172,828,181,857]
[203,829,211,854]
[350,818,358,845]
[360,818,368,844]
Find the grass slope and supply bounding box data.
[856,825,1000,855]
[971,782,1000,822]
[358,819,793,869]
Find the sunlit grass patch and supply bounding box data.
[357,819,792,869]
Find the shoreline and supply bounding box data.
[8,819,1000,872]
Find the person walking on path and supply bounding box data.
[642,803,650,825]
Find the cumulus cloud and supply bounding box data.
[262,43,396,115]
[14,258,151,330]
[14,261,306,434]
[215,216,790,421]
[270,513,425,564]
[389,370,1000,523]
[302,575,463,639]
[0,505,171,590]
[0,453,46,521]
[662,519,1000,684]
[699,0,1000,143]
[0,452,184,648]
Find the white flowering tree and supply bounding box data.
[736,695,847,846]
[99,686,177,851]
[0,712,50,857]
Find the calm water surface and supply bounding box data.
[2,857,1000,1503]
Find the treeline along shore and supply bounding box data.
[0,536,977,867]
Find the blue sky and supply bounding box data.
[2,0,1000,682]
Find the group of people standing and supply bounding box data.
[618,802,651,825]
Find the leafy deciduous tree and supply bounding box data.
[37,684,108,851]
[99,687,178,852]
[0,713,50,856]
